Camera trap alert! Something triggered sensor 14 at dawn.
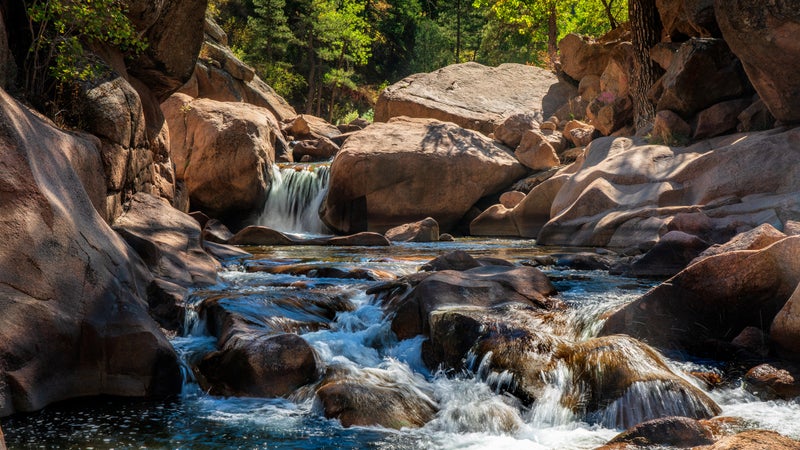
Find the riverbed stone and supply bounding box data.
[696,430,800,450]
[606,416,715,447]
[0,88,181,416]
[385,217,440,243]
[692,223,787,264]
[617,230,710,278]
[601,237,800,358]
[744,362,800,400]
[375,62,575,135]
[198,333,319,398]
[321,117,527,234]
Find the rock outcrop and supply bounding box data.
[715,1,800,123]
[0,89,181,416]
[321,117,527,234]
[162,93,281,219]
[375,62,575,135]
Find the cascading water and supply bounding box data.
[257,163,331,235]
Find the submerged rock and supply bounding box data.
[315,364,437,429]
[321,117,527,234]
[0,89,181,416]
[198,333,319,398]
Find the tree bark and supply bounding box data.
[629,0,663,133]
[547,2,558,68]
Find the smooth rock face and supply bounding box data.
[692,223,787,264]
[321,117,527,234]
[375,62,575,135]
[515,130,561,171]
[162,93,278,218]
[0,89,181,416]
[620,230,709,278]
[126,0,208,101]
[537,127,800,248]
[771,283,800,359]
[715,1,800,123]
[601,237,800,357]
[698,430,800,450]
[607,416,714,447]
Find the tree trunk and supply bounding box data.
[629,0,662,133]
[601,0,619,29]
[547,2,558,68]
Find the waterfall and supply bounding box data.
[258,163,331,235]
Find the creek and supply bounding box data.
[3,164,800,449]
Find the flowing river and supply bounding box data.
[3,164,800,448]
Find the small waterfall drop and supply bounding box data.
[258,163,331,235]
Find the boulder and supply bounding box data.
[618,230,710,278]
[126,0,207,101]
[292,137,339,162]
[283,114,342,140]
[499,191,526,209]
[315,365,437,429]
[578,75,601,101]
[744,362,800,400]
[385,217,440,242]
[227,226,392,247]
[601,237,800,357]
[656,38,750,119]
[321,117,527,234]
[375,62,575,135]
[650,42,681,71]
[162,93,279,218]
[0,89,181,416]
[693,99,751,139]
[692,223,787,264]
[715,1,800,123]
[227,225,295,246]
[419,250,482,272]
[493,113,541,148]
[202,218,234,244]
[197,333,319,398]
[536,127,800,248]
[600,46,633,99]
[587,94,634,136]
[564,120,596,147]
[559,33,619,81]
[515,130,561,170]
[469,204,518,237]
[652,109,692,144]
[771,283,800,359]
[737,98,775,132]
[696,430,800,450]
[730,326,770,357]
[606,416,714,447]
[657,0,720,39]
[387,264,559,340]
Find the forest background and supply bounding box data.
[211,0,627,122]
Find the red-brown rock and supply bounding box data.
[494,113,541,148]
[695,430,800,449]
[385,217,440,242]
[693,99,751,139]
[744,363,800,400]
[607,416,715,447]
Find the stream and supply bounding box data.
[3,164,800,449]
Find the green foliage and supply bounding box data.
[24,0,147,117]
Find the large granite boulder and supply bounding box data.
[321,117,527,234]
[374,62,575,135]
[535,127,800,248]
[559,33,622,82]
[601,237,800,358]
[0,89,181,416]
[162,93,280,218]
[125,0,208,101]
[715,1,800,123]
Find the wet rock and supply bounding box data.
[656,38,750,119]
[162,94,280,218]
[557,335,721,428]
[550,252,614,270]
[375,62,575,135]
[227,226,295,246]
[385,217,440,242]
[744,363,800,400]
[321,117,526,234]
[388,264,559,340]
[601,237,800,358]
[716,1,800,123]
[618,231,710,278]
[696,430,800,450]
[692,223,787,264]
[324,232,391,247]
[246,262,394,281]
[439,233,455,242]
[607,416,714,447]
[198,333,319,398]
[0,89,181,415]
[227,226,391,247]
[420,250,482,272]
[291,137,339,162]
[494,113,541,148]
[203,241,252,262]
[515,130,561,171]
[315,365,437,429]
